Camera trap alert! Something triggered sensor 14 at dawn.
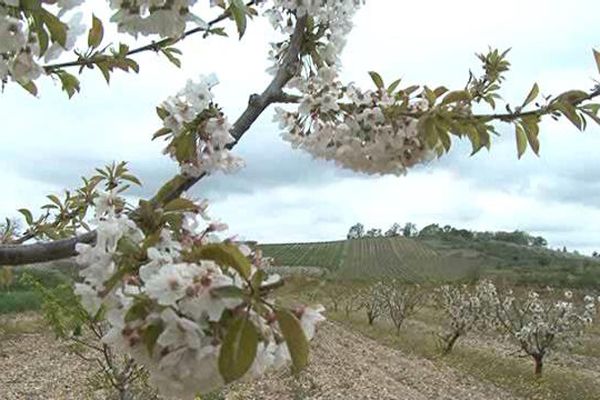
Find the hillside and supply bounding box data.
[259,236,600,286]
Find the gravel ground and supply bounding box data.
[0,315,100,400]
[0,315,521,400]
[227,322,521,400]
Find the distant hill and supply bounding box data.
[258,236,600,287]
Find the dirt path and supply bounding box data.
[0,316,522,400]
[229,321,522,400]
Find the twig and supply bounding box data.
[43,1,258,72]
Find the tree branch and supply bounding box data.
[149,15,308,206]
[43,1,258,73]
[0,231,95,265]
[0,15,308,266]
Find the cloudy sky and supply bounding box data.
[2,0,600,253]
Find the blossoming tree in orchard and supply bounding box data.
[434,283,488,355]
[477,281,596,377]
[1,0,600,397]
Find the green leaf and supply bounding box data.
[184,243,252,279]
[33,15,49,55]
[368,71,384,90]
[19,80,38,96]
[152,175,188,205]
[152,127,172,140]
[521,115,540,156]
[441,90,471,106]
[125,298,152,322]
[386,78,402,94]
[557,90,589,104]
[142,321,164,355]
[174,132,196,162]
[96,61,111,84]
[438,127,451,152]
[56,71,80,99]
[41,9,67,48]
[47,194,62,207]
[276,308,309,372]
[163,198,198,213]
[466,126,482,155]
[418,117,438,148]
[554,102,583,130]
[522,83,539,108]
[594,49,600,75]
[218,316,258,383]
[211,285,245,299]
[433,86,449,98]
[88,14,104,49]
[156,107,169,120]
[251,269,265,293]
[121,174,142,186]
[515,123,527,159]
[18,209,34,225]
[161,48,181,68]
[230,0,248,39]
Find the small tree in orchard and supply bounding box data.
[321,283,347,312]
[361,282,387,325]
[342,290,363,318]
[2,0,600,398]
[380,281,424,335]
[434,284,486,355]
[478,281,596,377]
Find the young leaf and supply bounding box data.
[41,9,67,48]
[276,308,309,372]
[121,174,142,186]
[184,243,252,279]
[163,198,198,213]
[18,209,34,225]
[218,316,258,383]
[211,285,245,299]
[230,0,248,39]
[19,80,38,96]
[387,78,402,94]
[515,123,527,159]
[142,321,164,354]
[522,83,539,108]
[56,71,80,98]
[521,115,540,156]
[594,49,600,75]
[554,102,583,130]
[96,61,111,84]
[156,107,169,120]
[88,15,104,48]
[441,90,471,106]
[368,71,384,89]
[152,127,172,140]
[160,48,182,68]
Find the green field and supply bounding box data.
[259,236,600,286]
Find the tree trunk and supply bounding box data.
[533,354,543,377]
[367,313,375,325]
